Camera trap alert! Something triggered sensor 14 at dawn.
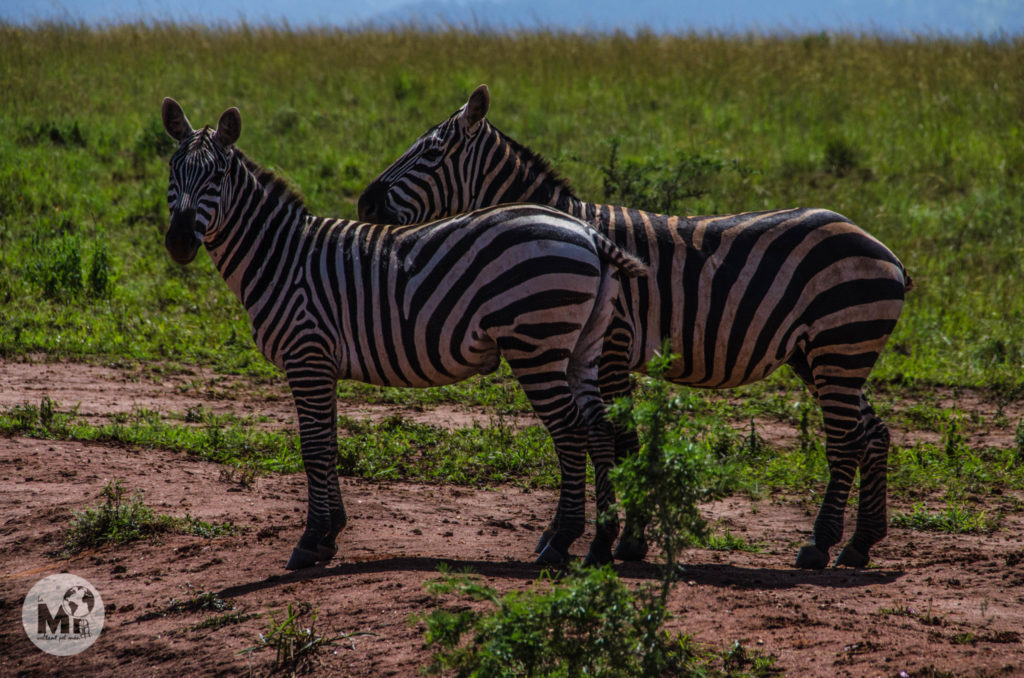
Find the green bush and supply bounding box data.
[600,138,729,215]
[420,565,776,678]
[419,351,777,677]
[28,233,83,299]
[64,479,239,553]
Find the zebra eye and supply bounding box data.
[422,144,444,162]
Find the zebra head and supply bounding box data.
[161,98,241,264]
[358,84,491,224]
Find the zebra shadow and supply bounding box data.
[616,560,904,590]
[218,556,558,599]
[218,556,902,600]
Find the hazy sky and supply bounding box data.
[2,0,1021,37]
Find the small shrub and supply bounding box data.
[890,500,1000,534]
[420,565,725,678]
[418,348,779,677]
[241,602,369,674]
[600,138,726,215]
[610,347,716,573]
[133,119,177,158]
[87,241,113,298]
[64,479,239,554]
[28,120,87,147]
[64,479,164,552]
[28,233,84,299]
[823,136,859,176]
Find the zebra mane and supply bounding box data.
[493,123,579,201]
[232,144,310,216]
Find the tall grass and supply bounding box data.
[1,24,1022,387]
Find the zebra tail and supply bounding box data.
[899,262,914,293]
[591,232,647,279]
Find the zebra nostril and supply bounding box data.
[360,201,376,221]
[357,182,385,222]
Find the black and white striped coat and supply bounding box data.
[161,98,645,569]
[358,85,911,569]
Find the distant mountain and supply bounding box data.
[359,0,1022,37]
[3,0,1020,36]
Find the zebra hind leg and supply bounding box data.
[794,380,868,570]
[610,426,649,561]
[533,421,590,565]
[594,324,648,562]
[582,420,619,566]
[836,405,890,568]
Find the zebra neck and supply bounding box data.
[484,127,584,218]
[206,169,310,308]
[510,165,586,218]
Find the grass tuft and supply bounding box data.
[63,479,240,554]
[889,500,1000,534]
[241,602,372,673]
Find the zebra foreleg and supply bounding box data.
[285,370,347,570]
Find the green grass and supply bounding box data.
[890,500,1001,534]
[1,25,1023,389]
[1,23,1021,549]
[1,398,561,488]
[64,479,240,554]
[336,360,533,414]
[136,585,234,622]
[419,565,779,678]
[241,602,370,673]
[700,528,763,553]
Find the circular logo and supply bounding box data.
[22,573,104,656]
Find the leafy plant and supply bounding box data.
[27,233,83,299]
[64,479,240,553]
[87,239,113,298]
[241,603,371,674]
[600,138,728,215]
[609,347,715,577]
[136,585,234,622]
[889,500,1000,534]
[418,350,777,677]
[419,564,776,678]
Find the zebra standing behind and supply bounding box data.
[160,98,646,569]
[358,85,912,570]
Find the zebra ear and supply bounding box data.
[462,84,490,131]
[214,107,242,147]
[162,97,193,142]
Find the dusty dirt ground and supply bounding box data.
[1,359,1023,677]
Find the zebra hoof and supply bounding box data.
[612,534,648,562]
[285,546,321,570]
[583,545,614,567]
[795,544,829,570]
[317,541,338,564]
[535,543,570,566]
[534,530,554,554]
[836,544,869,568]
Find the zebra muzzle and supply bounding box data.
[165,209,203,265]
